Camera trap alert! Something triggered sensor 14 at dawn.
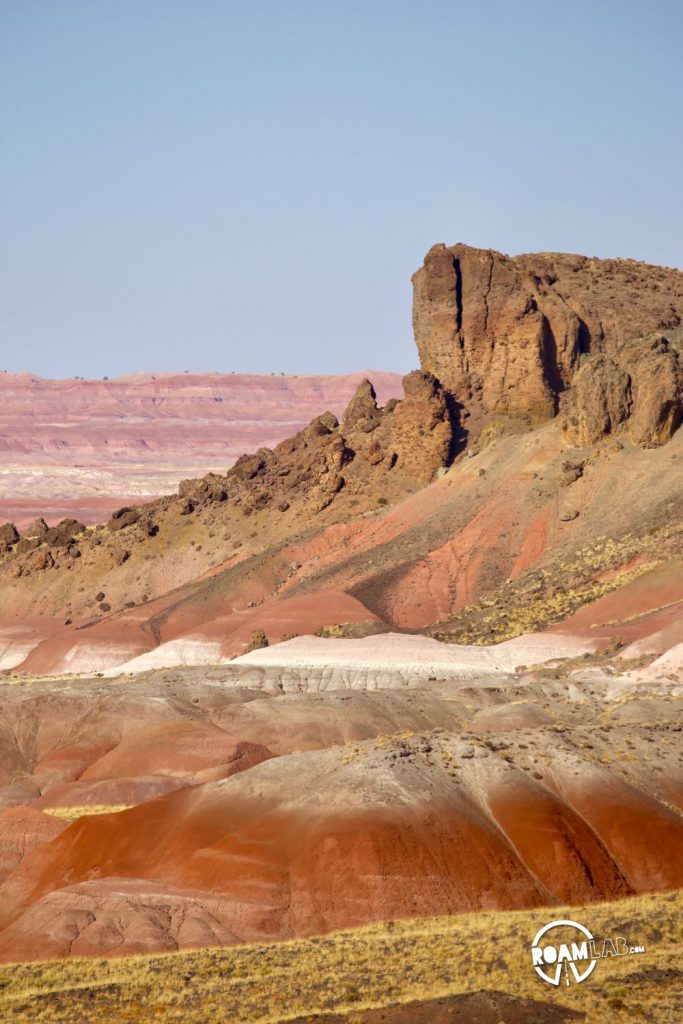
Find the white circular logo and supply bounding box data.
[531,919,597,986]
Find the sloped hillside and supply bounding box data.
[0,245,681,674]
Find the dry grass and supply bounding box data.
[41,805,133,821]
[0,890,680,1023]
[432,522,683,644]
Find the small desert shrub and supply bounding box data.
[246,628,269,652]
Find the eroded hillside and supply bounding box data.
[0,245,681,675]
[0,243,681,970]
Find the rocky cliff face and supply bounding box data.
[412,243,683,445]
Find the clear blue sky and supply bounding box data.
[1,0,681,379]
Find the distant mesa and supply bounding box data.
[0,369,404,529]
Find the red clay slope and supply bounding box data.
[7,413,683,675]
[0,721,681,960]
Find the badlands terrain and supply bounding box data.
[0,648,681,965]
[0,243,681,1020]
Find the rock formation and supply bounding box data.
[412,243,683,445]
[0,243,681,663]
[566,331,683,446]
[218,369,452,515]
[0,369,452,624]
[0,524,19,552]
[0,370,403,529]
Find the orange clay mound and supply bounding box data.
[0,671,681,960]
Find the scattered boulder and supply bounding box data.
[366,439,384,465]
[303,413,338,441]
[25,518,48,539]
[44,519,85,547]
[560,460,584,486]
[0,523,20,550]
[108,507,141,532]
[28,550,54,571]
[15,537,40,555]
[232,451,269,481]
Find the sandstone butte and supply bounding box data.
[0,242,681,964]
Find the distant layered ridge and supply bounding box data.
[0,370,403,527]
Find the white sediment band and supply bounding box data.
[231,631,593,677]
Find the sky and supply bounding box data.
[1,0,681,379]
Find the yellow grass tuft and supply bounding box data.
[41,804,133,821]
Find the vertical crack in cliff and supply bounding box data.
[452,257,469,376]
[540,315,564,415]
[577,317,592,355]
[482,253,494,341]
[453,258,463,333]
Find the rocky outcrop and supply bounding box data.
[0,369,450,617]
[342,377,381,428]
[388,370,453,477]
[177,474,229,507]
[412,243,683,445]
[44,519,84,547]
[1,243,682,635]
[166,372,452,523]
[25,519,48,540]
[0,370,403,530]
[564,332,683,447]
[0,524,19,550]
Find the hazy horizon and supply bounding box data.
[2,1,681,379]
[0,365,402,382]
